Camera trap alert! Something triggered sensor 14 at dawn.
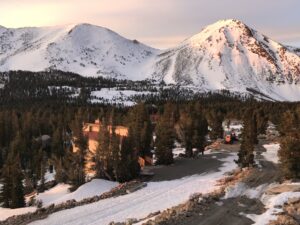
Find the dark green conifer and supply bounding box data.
[236,110,257,168]
[155,104,175,165]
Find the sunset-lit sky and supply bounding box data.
[1,0,300,49]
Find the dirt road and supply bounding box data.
[146,140,281,225]
[150,153,226,181]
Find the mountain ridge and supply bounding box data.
[0,23,158,80]
[150,19,300,101]
[0,20,300,101]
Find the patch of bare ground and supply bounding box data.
[266,185,300,195]
[269,198,300,225]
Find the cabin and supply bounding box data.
[74,119,151,177]
[82,119,128,153]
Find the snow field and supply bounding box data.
[262,143,280,164]
[30,153,238,225]
[0,179,118,221]
[36,179,118,207]
[90,89,154,106]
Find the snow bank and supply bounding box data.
[224,182,268,199]
[172,141,186,158]
[30,153,237,225]
[36,184,71,207]
[246,191,300,225]
[226,181,300,225]
[0,207,36,221]
[36,179,118,207]
[44,170,56,183]
[262,143,280,164]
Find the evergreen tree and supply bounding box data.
[155,105,175,165]
[127,103,152,156]
[51,128,64,157]
[255,109,268,135]
[191,109,209,155]
[279,136,300,179]
[10,132,27,168]
[111,128,121,179]
[0,112,5,149]
[278,110,300,179]
[236,111,257,168]
[0,153,25,208]
[0,164,12,208]
[11,155,25,208]
[114,137,140,182]
[206,109,224,140]
[37,149,47,192]
[70,120,87,187]
[278,110,298,137]
[94,119,111,179]
[178,111,194,157]
[52,155,68,183]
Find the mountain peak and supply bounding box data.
[204,18,249,33]
[213,18,244,26]
[70,23,106,30]
[66,23,119,38]
[184,19,252,47]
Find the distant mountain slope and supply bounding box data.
[151,19,300,101]
[1,20,300,101]
[0,23,158,80]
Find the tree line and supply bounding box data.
[0,71,299,209]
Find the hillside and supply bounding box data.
[152,19,300,101]
[0,23,158,80]
[1,20,300,101]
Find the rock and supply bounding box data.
[125,218,138,224]
[269,215,299,225]
[270,197,300,225]
[266,185,300,195]
[284,198,300,222]
[287,197,300,205]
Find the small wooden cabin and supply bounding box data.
[73,119,152,176]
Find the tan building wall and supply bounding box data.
[78,120,129,177]
[74,120,150,177]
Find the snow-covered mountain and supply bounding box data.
[1,20,300,101]
[0,23,158,80]
[152,19,300,101]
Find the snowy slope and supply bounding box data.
[1,20,300,101]
[30,153,237,225]
[151,19,300,101]
[0,207,36,221]
[0,24,158,80]
[0,179,117,221]
[91,88,155,106]
[36,179,118,207]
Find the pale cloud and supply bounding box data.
[0,0,299,48]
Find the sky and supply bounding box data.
[0,0,300,49]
